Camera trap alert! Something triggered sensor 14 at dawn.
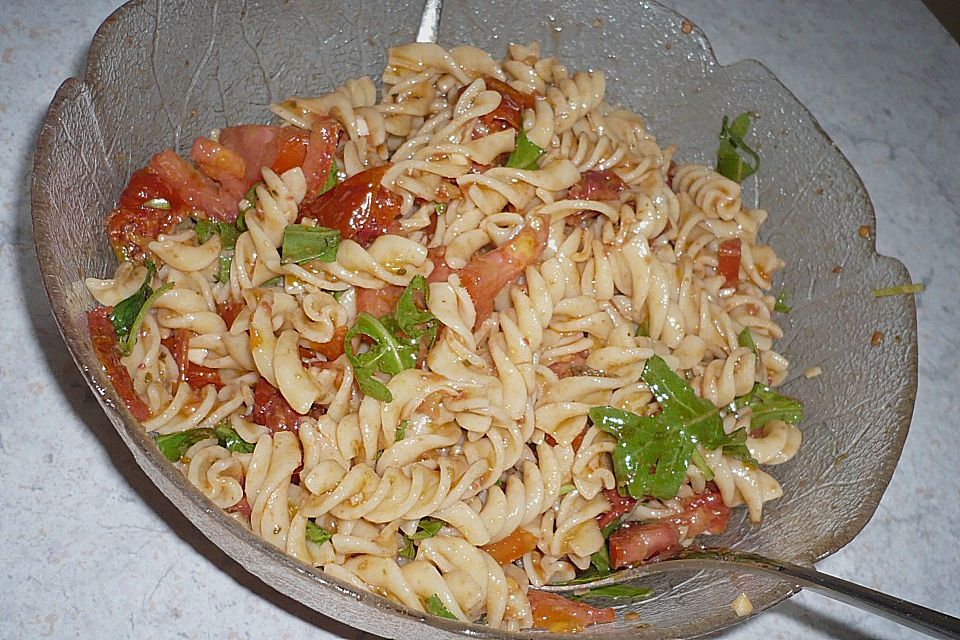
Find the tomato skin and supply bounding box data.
[476,77,534,136]
[481,528,538,565]
[189,137,246,200]
[161,329,223,391]
[669,488,731,537]
[717,238,742,287]
[218,124,282,186]
[568,170,627,201]
[227,496,252,519]
[598,488,637,529]
[106,167,187,262]
[149,149,239,221]
[306,325,348,362]
[299,117,341,198]
[425,246,455,284]
[527,590,616,632]
[87,307,151,421]
[297,164,401,246]
[250,378,304,433]
[608,522,680,569]
[216,300,246,330]
[356,285,404,319]
[460,218,549,328]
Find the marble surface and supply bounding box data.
[2,0,958,638]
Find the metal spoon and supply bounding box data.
[540,547,960,639]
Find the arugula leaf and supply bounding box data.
[425,594,457,620]
[590,544,611,574]
[395,419,409,442]
[434,202,447,215]
[737,327,757,354]
[716,112,760,183]
[216,254,232,284]
[281,225,341,264]
[345,277,440,403]
[241,182,261,216]
[505,129,544,170]
[601,518,623,540]
[153,428,217,462]
[345,313,405,402]
[410,517,444,540]
[727,383,804,430]
[690,448,715,481]
[590,355,728,500]
[774,289,792,313]
[214,422,255,453]
[110,262,156,345]
[719,427,759,467]
[559,483,576,495]
[194,218,242,249]
[261,275,284,288]
[635,318,649,337]
[305,521,333,546]
[320,160,340,195]
[117,282,173,356]
[570,584,653,601]
[195,219,217,244]
[398,534,416,559]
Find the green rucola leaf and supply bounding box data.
[281,225,341,264]
[305,520,333,545]
[505,129,545,170]
[425,594,457,620]
[153,428,217,462]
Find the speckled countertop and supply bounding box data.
[2,1,958,638]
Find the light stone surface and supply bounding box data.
[2,0,958,638]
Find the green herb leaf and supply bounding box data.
[719,427,759,467]
[261,275,284,288]
[727,383,804,431]
[601,518,623,540]
[435,202,447,215]
[117,282,173,356]
[411,517,444,540]
[716,112,760,183]
[344,278,440,403]
[590,545,611,574]
[236,210,248,232]
[691,448,715,481]
[559,483,576,495]
[241,182,261,215]
[395,419,409,442]
[737,327,757,354]
[425,594,457,620]
[195,219,216,244]
[344,313,404,402]
[635,319,649,337]
[872,282,925,298]
[217,254,232,284]
[320,160,340,195]
[305,521,333,546]
[590,355,728,500]
[570,584,654,601]
[214,423,255,453]
[153,428,217,462]
[281,225,341,264]
[774,289,792,313]
[109,261,157,346]
[398,534,416,560]
[505,129,545,171]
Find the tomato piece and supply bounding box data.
[668,488,730,537]
[481,528,538,565]
[309,325,348,361]
[218,124,283,186]
[161,329,224,391]
[216,300,245,329]
[271,126,311,175]
[297,164,401,246]
[460,218,548,328]
[189,137,247,201]
[568,170,627,201]
[356,285,404,319]
[299,117,341,198]
[597,488,638,529]
[149,149,239,222]
[474,77,534,137]
[250,377,304,433]
[105,167,188,262]
[87,307,151,421]
[426,246,455,284]
[717,238,742,288]
[227,495,253,519]
[608,522,680,569]
[527,590,616,633]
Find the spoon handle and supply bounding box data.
[686,550,960,639]
[416,0,443,43]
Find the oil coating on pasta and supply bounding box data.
[85,42,800,631]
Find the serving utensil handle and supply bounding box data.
[685,550,960,639]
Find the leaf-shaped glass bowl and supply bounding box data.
[31,0,917,637]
